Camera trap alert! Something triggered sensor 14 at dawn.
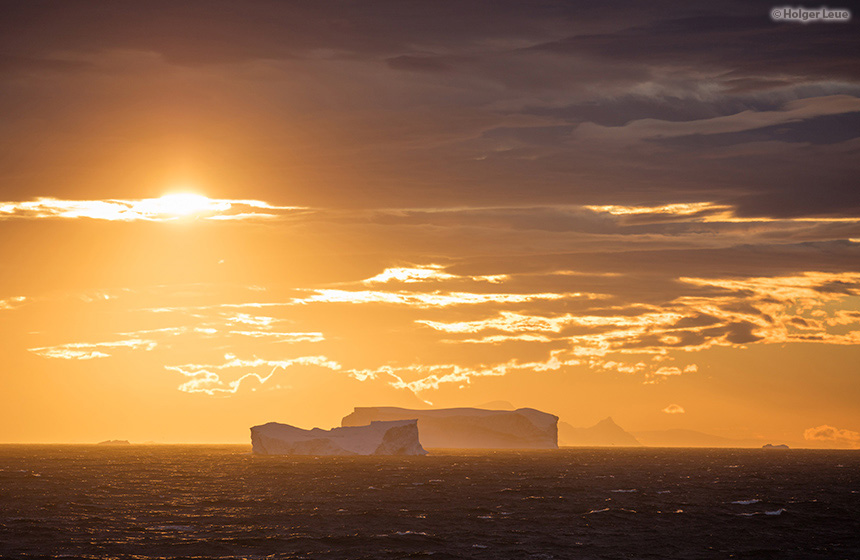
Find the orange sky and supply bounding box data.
[1,2,858,447]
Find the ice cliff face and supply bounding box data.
[342,407,558,449]
[250,419,427,456]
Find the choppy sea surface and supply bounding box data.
[1,446,858,559]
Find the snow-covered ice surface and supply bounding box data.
[342,407,558,449]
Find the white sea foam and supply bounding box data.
[611,489,637,493]
[738,508,786,517]
[584,507,610,515]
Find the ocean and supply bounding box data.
[0,445,857,559]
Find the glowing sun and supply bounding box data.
[151,193,215,216]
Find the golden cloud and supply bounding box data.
[29,339,157,360]
[803,424,860,447]
[0,195,304,222]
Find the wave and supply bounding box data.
[737,508,786,517]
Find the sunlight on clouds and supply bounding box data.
[364,264,456,284]
[294,289,578,307]
[227,331,324,342]
[803,424,860,448]
[585,202,860,224]
[417,310,682,334]
[0,296,27,311]
[591,361,647,374]
[167,355,342,395]
[680,272,860,304]
[454,334,554,344]
[223,313,278,327]
[586,202,725,216]
[349,352,580,400]
[0,195,304,222]
[29,339,157,360]
[19,267,860,398]
[363,264,508,284]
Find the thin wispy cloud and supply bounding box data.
[0,194,305,222]
[167,355,342,395]
[22,265,860,398]
[29,339,157,360]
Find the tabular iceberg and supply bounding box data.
[342,407,559,449]
[250,419,427,456]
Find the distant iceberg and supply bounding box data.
[342,407,558,449]
[762,443,790,449]
[558,417,641,447]
[251,419,427,456]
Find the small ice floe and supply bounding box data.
[731,499,761,505]
[656,490,671,494]
[472,544,488,549]
[610,489,637,493]
[737,508,786,517]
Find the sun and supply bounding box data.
[153,193,214,216]
[130,192,230,219]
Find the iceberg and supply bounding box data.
[250,419,427,456]
[97,439,130,445]
[558,417,641,447]
[342,407,558,449]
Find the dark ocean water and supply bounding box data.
[0,446,858,559]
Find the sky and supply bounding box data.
[1,1,859,446]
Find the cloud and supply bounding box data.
[349,352,579,401]
[291,288,582,308]
[168,354,342,395]
[363,264,507,284]
[662,404,685,414]
[19,263,860,397]
[227,331,324,343]
[0,195,305,222]
[803,424,860,447]
[0,296,27,311]
[29,339,157,360]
